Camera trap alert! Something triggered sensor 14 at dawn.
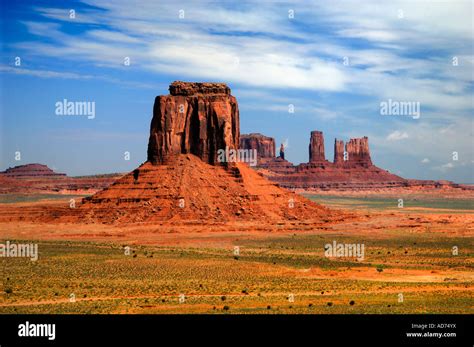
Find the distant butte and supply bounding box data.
[1,163,66,178]
[239,132,466,191]
[0,163,120,194]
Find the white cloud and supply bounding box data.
[0,65,93,80]
[421,158,430,164]
[387,131,409,141]
[443,163,454,169]
[11,0,470,117]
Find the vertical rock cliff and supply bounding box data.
[345,137,372,167]
[147,81,240,165]
[309,131,326,162]
[334,139,345,166]
[239,133,275,159]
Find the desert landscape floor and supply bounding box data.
[1,192,472,314]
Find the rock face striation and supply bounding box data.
[69,82,336,224]
[147,81,240,166]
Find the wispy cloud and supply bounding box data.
[2,0,473,180]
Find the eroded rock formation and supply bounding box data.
[345,137,372,168]
[70,82,336,224]
[147,81,240,165]
[334,139,345,165]
[239,133,275,159]
[309,131,326,163]
[279,143,285,160]
[240,130,406,190]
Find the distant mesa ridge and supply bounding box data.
[0,163,66,177]
[239,132,462,190]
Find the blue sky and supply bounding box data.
[0,0,473,182]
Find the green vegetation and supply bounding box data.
[2,232,472,314]
[303,194,474,213]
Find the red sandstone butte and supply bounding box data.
[334,139,345,166]
[240,131,407,190]
[240,131,469,190]
[147,81,240,165]
[344,136,372,168]
[240,133,275,159]
[67,82,337,224]
[309,131,326,163]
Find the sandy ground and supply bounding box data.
[1,192,472,314]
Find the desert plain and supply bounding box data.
[1,186,472,314]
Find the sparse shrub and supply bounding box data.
[221,296,226,301]
[349,300,355,306]
[5,288,13,294]
[267,305,271,310]
[308,303,313,307]
[376,265,384,273]
[223,306,229,311]
[327,302,333,307]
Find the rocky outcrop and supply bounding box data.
[240,130,406,190]
[71,82,335,224]
[345,137,372,167]
[334,139,345,165]
[147,81,240,165]
[239,133,275,159]
[279,143,285,160]
[309,131,326,162]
